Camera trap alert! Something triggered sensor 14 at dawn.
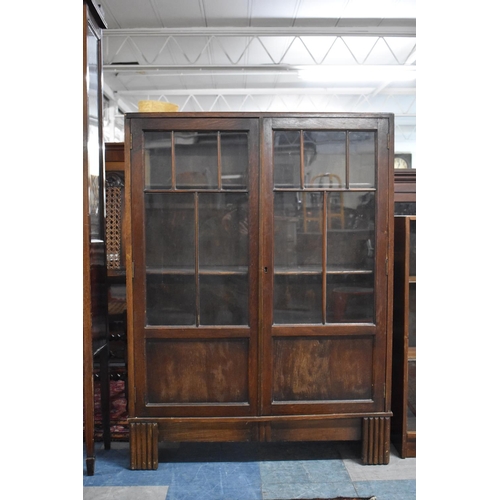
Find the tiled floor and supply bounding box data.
[83,440,416,499]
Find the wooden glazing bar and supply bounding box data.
[345,132,350,189]
[171,131,176,190]
[217,130,222,190]
[144,326,252,339]
[300,130,305,189]
[145,189,248,194]
[194,192,200,326]
[302,190,307,233]
[322,191,327,324]
[271,324,376,336]
[273,187,376,192]
[145,267,248,275]
[260,117,274,416]
[273,266,373,275]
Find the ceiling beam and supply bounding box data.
[104,64,415,71]
[114,87,415,96]
[103,23,416,38]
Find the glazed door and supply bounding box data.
[129,117,260,418]
[261,117,392,416]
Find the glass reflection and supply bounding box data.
[327,274,374,323]
[221,132,248,189]
[274,274,322,324]
[176,131,218,189]
[273,189,376,324]
[87,29,101,239]
[199,193,249,326]
[146,273,196,325]
[142,126,253,327]
[199,193,248,269]
[349,131,375,188]
[326,190,375,323]
[145,193,195,270]
[304,131,346,188]
[274,131,301,188]
[145,131,172,189]
[200,275,248,325]
[326,192,375,271]
[275,192,322,272]
[145,193,196,326]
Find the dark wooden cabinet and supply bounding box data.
[123,112,394,469]
[394,169,416,216]
[391,215,416,458]
[83,0,108,476]
[105,143,129,439]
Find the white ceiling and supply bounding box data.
[97,0,416,155]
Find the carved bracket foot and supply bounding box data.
[362,416,390,465]
[129,422,159,470]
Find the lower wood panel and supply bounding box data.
[145,339,249,404]
[273,337,373,401]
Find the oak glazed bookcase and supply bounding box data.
[123,112,394,469]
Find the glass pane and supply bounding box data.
[146,273,195,326]
[301,191,323,234]
[327,192,375,271]
[409,283,416,348]
[145,193,195,270]
[145,193,195,325]
[327,274,374,323]
[221,132,248,189]
[409,219,416,276]
[394,202,416,216]
[87,29,102,239]
[274,131,301,188]
[274,191,322,324]
[304,131,346,188]
[275,192,322,272]
[145,131,172,189]
[349,131,375,188]
[175,131,218,189]
[274,274,322,324]
[108,283,126,316]
[199,193,248,270]
[198,193,249,326]
[200,274,248,325]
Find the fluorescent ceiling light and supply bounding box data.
[298,65,416,83]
